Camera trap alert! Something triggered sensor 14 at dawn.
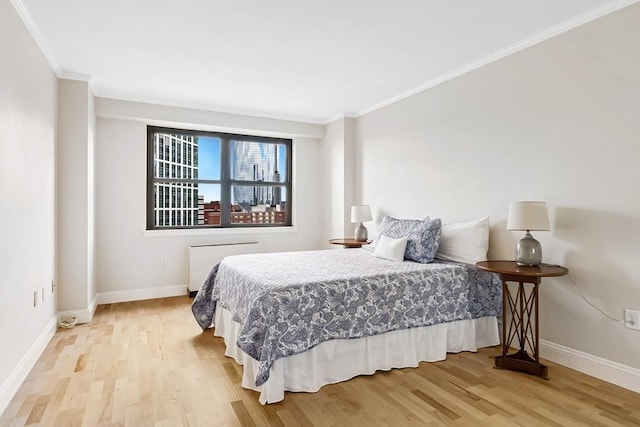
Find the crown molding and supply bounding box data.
[58,70,93,82]
[11,0,61,75]
[12,0,93,84]
[356,0,639,118]
[322,112,358,125]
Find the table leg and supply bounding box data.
[501,280,507,358]
[495,276,548,378]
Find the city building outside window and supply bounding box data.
[147,126,292,229]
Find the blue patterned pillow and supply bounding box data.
[378,216,442,263]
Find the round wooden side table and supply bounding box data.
[329,238,372,249]
[476,260,568,379]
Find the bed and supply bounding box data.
[191,246,502,404]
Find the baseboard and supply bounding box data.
[56,285,188,326]
[57,294,98,325]
[96,284,188,305]
[0,316,57,416]
[540,339,640,393]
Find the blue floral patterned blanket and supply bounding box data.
[191,249,501,387]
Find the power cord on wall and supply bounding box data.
[566,274,625,325]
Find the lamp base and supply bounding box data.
[515,231,542,266]
[354,223,368,241]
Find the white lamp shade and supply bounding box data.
[351,205,372,223]
[507,201,550,231]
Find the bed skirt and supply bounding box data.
[213,308,499,404]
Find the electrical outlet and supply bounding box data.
[160,258,168,268]
[624,309,640,331]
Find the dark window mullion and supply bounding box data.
[229,180,285,186]
[220,137,231,226]
[147,127,155,229]
[154,178,221,185]
[285,141,292,226]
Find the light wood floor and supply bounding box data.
[1,296,638,427]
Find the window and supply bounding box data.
[147,126,292,229]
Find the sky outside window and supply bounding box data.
[277,144,286,181]
[197,137,221,202]
[193,137,287,204]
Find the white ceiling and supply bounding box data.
[17,0,634,124]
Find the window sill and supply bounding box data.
[143,226,298,238]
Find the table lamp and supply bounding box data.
[507,201,550,266]
[351,205,372,241]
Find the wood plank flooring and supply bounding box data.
[1,296,638,426]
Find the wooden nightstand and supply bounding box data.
[329,238,372,249]
[476,260,568,379]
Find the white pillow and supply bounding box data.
[372,235,408,262]
[435,216,489,264]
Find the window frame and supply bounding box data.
[146,126,293,230]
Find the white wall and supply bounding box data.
[354,4,640,371]
[0,0,58,413]
[94,99,326,296]
[321,117,358,243]
[57,79,96,317]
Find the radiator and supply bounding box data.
[188,242,261,294]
